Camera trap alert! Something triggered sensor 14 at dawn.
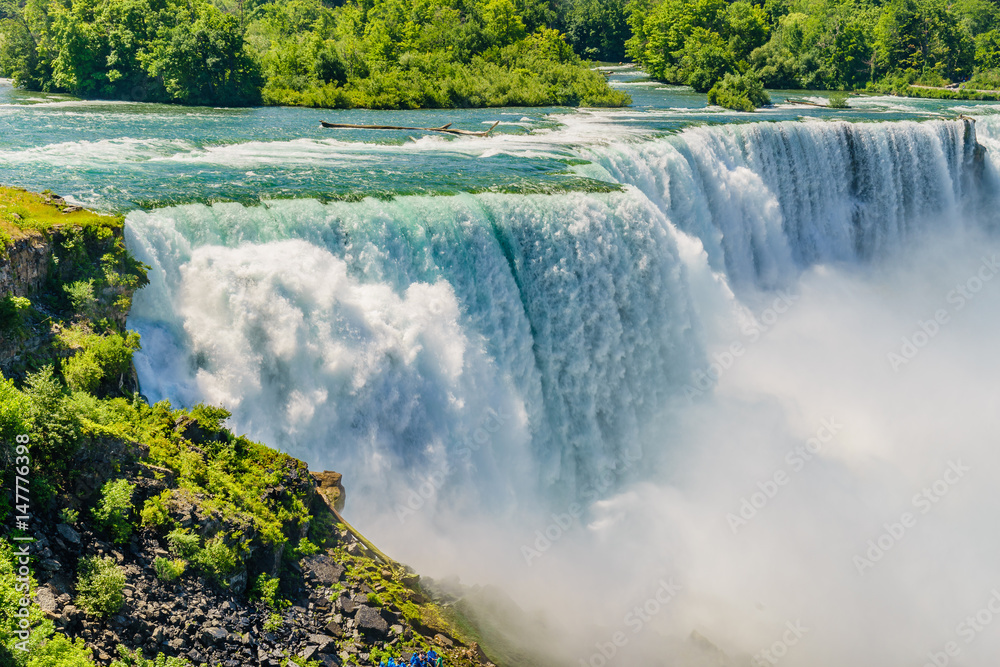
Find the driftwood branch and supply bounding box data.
[786,98,845,108]
[320,120,500,137]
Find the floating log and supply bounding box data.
[320,120,500,137]
[786,98,846,108]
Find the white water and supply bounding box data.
[128,117,1000,666]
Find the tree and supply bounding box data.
[142,3,262,105]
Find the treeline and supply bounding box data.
[0,0,631,108]
[627,0,1000,107]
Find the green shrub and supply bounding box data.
[110,645,191,666]
[93,479,135,544]
[192,536,238,584]
[828,91,850,108]
[61,329,141,396]
[76,556,126,618]
[166,527,200,559]
[263,612,283,632]
[0,293,31,332]
[167,528,201,560]
[140,490,174,531]
[24,634,96,667]
[707,71,771,111]
[64,280,96,320]
[0,374,29,445]
[292,537,320,559]
[153,557,186,583]
[250,573,287,610]
[59,507,80,525]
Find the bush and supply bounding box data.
[250,573,286,610]
[110,645,191,666]
[64,280,96,320]
[166,527,200,559]
[263,612,283,632]
[153,557,186,583]
[61,329,141,396]
[828,91,850,108]
[0,375,29,445]
[707,71,771,111]
[291,537,320,559]
[59,507,80,525]
[76,556,126,618]
[93,479,135,544]
[140,490,174,531]
[192,536,238,585]
[0,293,31,333]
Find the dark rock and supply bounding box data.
[301,554,344,586]
[201,626,228,645]
[56,523,81,545]
[324,620,343,638]
[354,606,388,636]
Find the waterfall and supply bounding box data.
[126,118,993,515]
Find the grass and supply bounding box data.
[0,186,121,249]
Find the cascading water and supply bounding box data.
[123,115,1000,666]
[127,118,993,509]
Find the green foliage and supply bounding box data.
[166,527,200,559]
[707,71,770,110]
[966,66,1000,90]
[0,294,31,333]
[22,366,83,478]
[64,281,97,320]
[139,3,263,105]
[828,91,849,107]
[75,556,126,618]
[631,0,992,92]
[60,327,141,397]
[110,645,191,667]
[153,557,186,583]
[0,374,28,446]
[93,478,136,544]
[60,507,80,525]
[192,536,238,585]
[0,0,629,109]
[292,537,320,558]
[250,573,287,610]
[140,490,174,530]
[561,0,630,61]
[263,612,283,632]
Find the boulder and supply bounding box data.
[301,554,344,586]
[353,605,388,636]
[200,626,228,645]
[311,471,346,511]
[56,523,80,545]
